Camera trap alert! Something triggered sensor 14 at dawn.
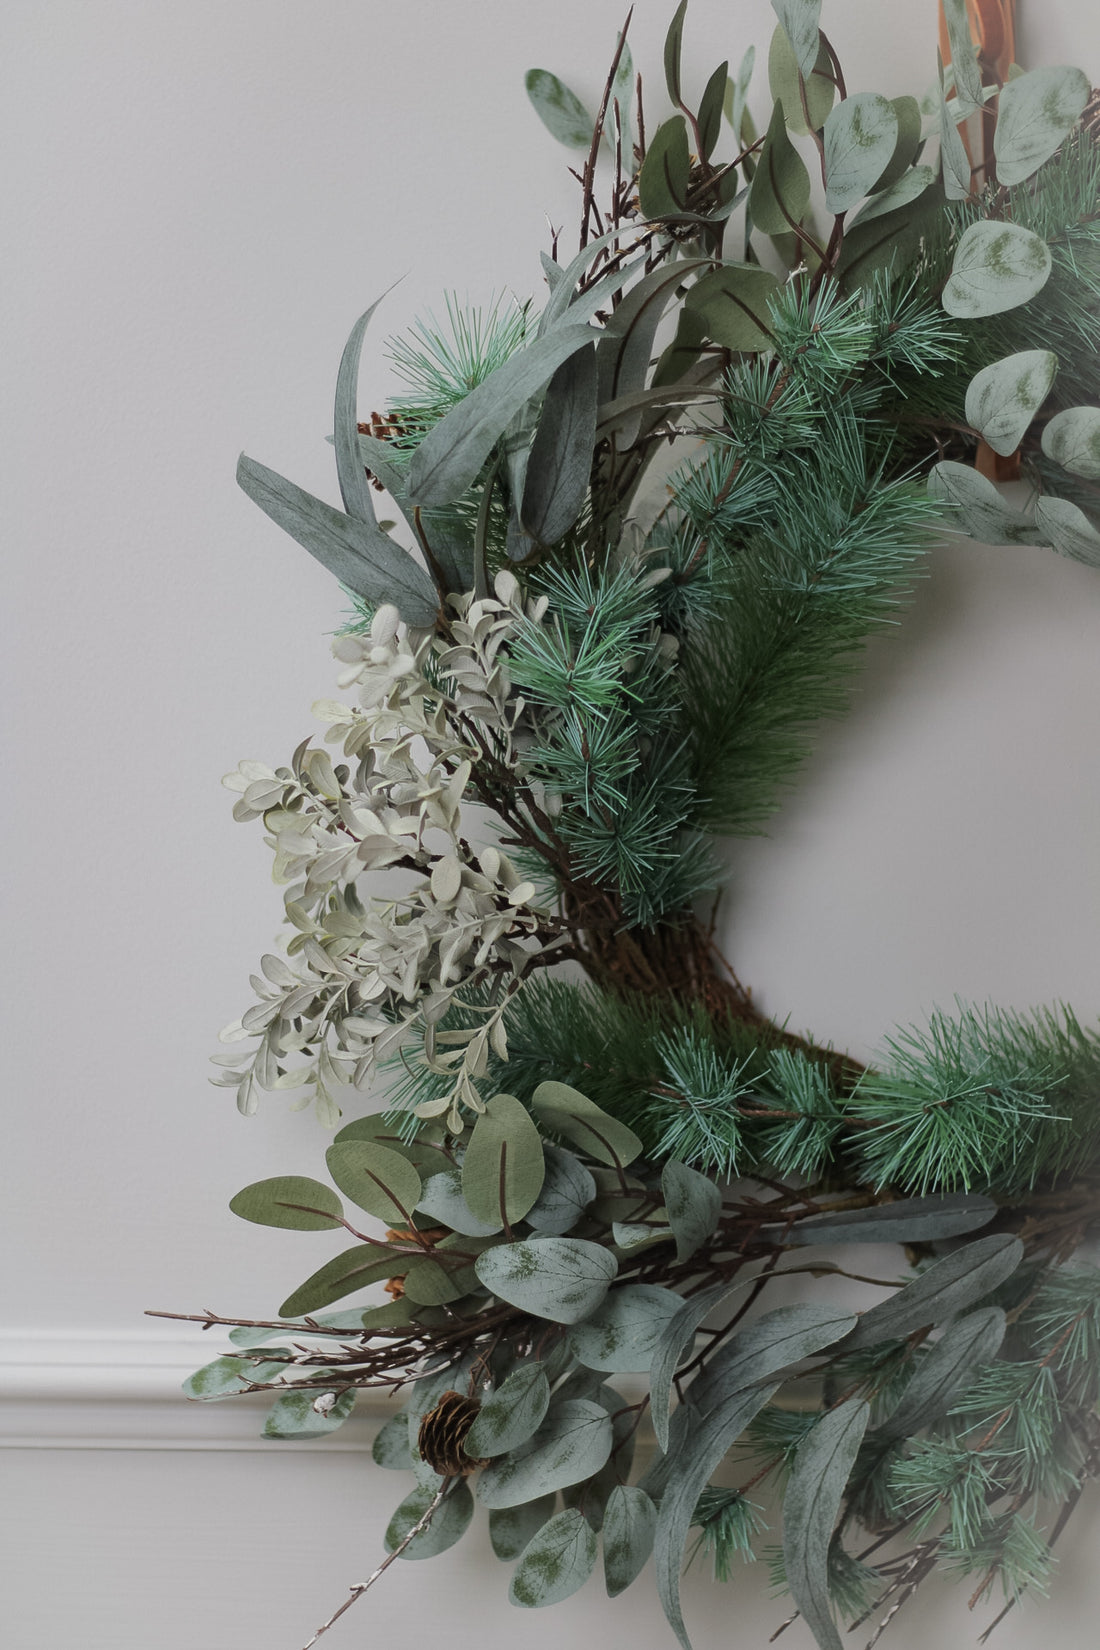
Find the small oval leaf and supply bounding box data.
[995,64,1091,186]
[965,349,1057,456]
[461,1093,546,1227]
[1041,406,1100,480]
[325,1141,422,1225]
[661,1160,722,1261]
[509,1507,598,1606]
[566,1284,683,1373]
[531,1081,643,1168]
[525,69,594,149]
[384,1480,475,1560]
[941,221,1053,319]
[465,1364,551,1458]
[603,1484,658,1597]
[475,1236,618,1323]
[229,1176,343,1232]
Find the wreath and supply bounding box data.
[161,2,1100,1645]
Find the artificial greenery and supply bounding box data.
[168,2,1100,1646]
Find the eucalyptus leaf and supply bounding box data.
[334,293,393,524]
[465,1363,551,1458]
[461,1093,546,1227]
[727,44,756,144]
[697,60,730,161]
[771,0,822,79]
[941,220,1052,318]
[405,323,595,508]
[229,1175,343,1232]
[684,263,780,352]
[1034,495,1100,568]
[490,1495,558,1561]
[384,1480,475,1559]
[660,1161,722,1262]
[372,1411,414,1470]
[525,69,594,149]
[965,349,1057,456]
[836,1234,1023,1352]
[768,27,834,135]
[880,1306,1006,1438]
[783,1400,870,1650]
[938,67,973,202]
[262,1386,357,1440]
[351,434,474,594]
[566,1284,682,1373]
[182,1352,293,1400]
[603,1484,657,1597]
[325,1140,422,1226]
[525,1145,597,1236]
[823,94,898,214]
[749,100,811,238]
[849,164,934,228]
[638,116,691,219]
[612,1220,674,1254]
[518,344,597,550]
[767,1191,998,1246]
[1041,406,1100,480]
[476,1398,613,1507]
[873,95,923,191]
[940,0,984,121]
[475,1236,617,1323]
[995,64,1091,186]
[279,1245,399,1318]
[417,1166,502,1237]
[236,455,438,625]
[836,182,943,288]
[663,0,689,106]
[531,1081,643,1168]
[596,260,708,451]
[928,460,1040,544]
[650,1278,751,1452]
[536,228,622,335]
[509,1508,598,1606]
[402,1248,482,1307]
[688,1304,857,1415]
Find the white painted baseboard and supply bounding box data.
[0,1327,386,1450]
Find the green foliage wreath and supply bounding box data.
[170,3,1100,1644]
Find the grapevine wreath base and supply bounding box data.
[158,3,1100,1646]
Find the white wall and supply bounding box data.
[2,3,1099,1647]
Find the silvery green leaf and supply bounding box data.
[236,454,439,626]
[1034,495,1100,568]
[849,164,934,228]
[928,460,1040,544]
[353,433,474,594]
[612,1220,674,1254]
[325,1140,422,1226]
[531,1081,643,1168]
[465,1363,551,1458]
[509,1508,598,1606]
[940,0,984,121]
[768,27,834,135]
[749,100,811,235]
[526,1145,597,1236]
[941,220,1052,318]
[384,1480,474,1560]
[836,1233,1023,1352]
[995,64,1091,185]
[182,1352,293,1400]
[405,324,594,508]
[684,263,781,352]
[663,0,689,104]
[874,95,923,191]
[334,293,393,524]
[782,1400,870,1650]
[879,1306,1006,1438]
[965,349,1057,456]
[489,1496,557,1561]
[662,1160,722,1262]
[475,1237,617,1323]
[537,228,621,335]
[938,66,973,201]
[519,344,597,550]
[639,116,691,219]
[279,1245,397,1318]
[655,1381,782,1650]
[650,1278,751,1452]
[476,1399,613,1507]
[596,260,709,450]
[767,1192,998,1246]
[728,43,755,143]
[417,1166,502,1237]
[461,1093,545,1227]
[771,0,822,78]
[603,1484,657,1597]
[688,1304,857,1415]
[263,1387,356,1440]
[229,1175,343,1232]
[1042,406,1100,480]
[525,69,594,149]
[564,1403,636,1530]
[566,1284,682,1373]
[823,94,899,213]
[371,1412,414,1470]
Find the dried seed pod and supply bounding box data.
[417,1390,489,1477]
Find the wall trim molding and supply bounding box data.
[0,1327,387,1451]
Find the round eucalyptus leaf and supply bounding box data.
[417,1166,502,1237]
[477,1399,613,1509]
[1035,496,1100,569]
[525,1145,596,1236]
[509,1508,598,1607]
[684,264,781,352]
[371,1412,414,1470]
[384,1480,475,1560]
[849,164,934,228]
[772,0,823,78]
[873,95,922,191]
[1041,406,1100,480]
[489,1496,558,1561]
[965,350,1057,456]
[823,93,898,213]
[325,1140,422,1225]
[182,1352,293,1400]
[461,1093,545,1227]
[262,1387,357,1440]
[928,460,1039,546]
[994,64,1091,186]
[229,1175,343,1232]
[465,1363,551,1458]
[942,221,1052,319]
[566,1284,683,1373]
[768,26,834,135]
[661,1159,722,1262]
[524,69,593,149]
[278,1244,398,1318]
[749,100,811,237]
[603,1484,658,1597]
[475,1237,618,1323]
[531,1081,643,1168]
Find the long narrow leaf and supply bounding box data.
[783,1400,870,1650]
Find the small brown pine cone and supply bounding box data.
[417,1390,489,1477]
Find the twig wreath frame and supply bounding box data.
[157,2,1100,1645]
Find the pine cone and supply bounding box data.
[417,1390,488,1477]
